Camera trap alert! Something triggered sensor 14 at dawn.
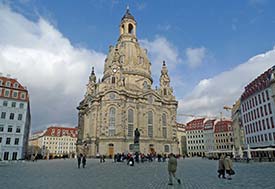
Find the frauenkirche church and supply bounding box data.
[77,8,178,157]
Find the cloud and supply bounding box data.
[0,5,106,131]
[185,47,206,68]
[178,47,275,122]
[140,36,181,80]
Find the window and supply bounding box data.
[9,113,15,120]
[14,138,19,145]
[0,137,2,143]
[4,89,10,97]
[12,152,17,160]
[109,107,116,136]
[111,77,116,84]
[162,113,167,138]
[268,103,272,114]
[16,127,21,133]
[143,81,148,89]
[6,81,10,87]
[1,112,6,119]
[262,92,265,102]
[18,114,23,121]
[3,101,8,106]
[13,83,18,88]
[19,103,24,109]
[109,93,115,100]
[128,109,134,137]
[11,102,16,108]
[0,125,3,132]
[20,92,26,99]
[13,91,18,98]
[129,144,134,151]
[164,145,170,153]
[4,152,9,160]
[148,111,153,137]
[6,137,11,144]
[8,126,12,132]
[0,80,2,85]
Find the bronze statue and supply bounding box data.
[134,128,140,144]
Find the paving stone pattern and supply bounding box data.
[0,158,275,189]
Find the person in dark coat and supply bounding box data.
[77,154,82,168]
[168,153,181,185]
[128,156,134,166]
[82,155,86,168]
[217,154,226,179]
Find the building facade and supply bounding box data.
[214,120,234,152]
[176,122,187,156]
[77,8,178,157]
[231,99,245,151]
[204,119,215,155]
[186,118,205,157]
[0,76,31,160]
[241,66,275,150]
[29,126,78,159]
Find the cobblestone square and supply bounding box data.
[1,158,275,189]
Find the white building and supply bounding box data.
[204,120,215,155]
[0,76,31,160]
[186,118,205,157]
[241,66,275,153]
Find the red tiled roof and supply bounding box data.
[43,126,78,138]
[214,120,232,133]
[0,76,29,101]
[186,118,205,131]
[241,66,274,101]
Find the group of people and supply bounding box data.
[217,154,235,180]
[77,154,86,168]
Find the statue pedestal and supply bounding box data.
[133,143,140,153]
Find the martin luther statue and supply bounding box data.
[134,128,140,144]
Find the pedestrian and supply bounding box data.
[224,154,234,180]
[128,156,134,166]
[217,154,226,179]
[168,153,181,185]
[82,155,87,168]
[77,154,82,168]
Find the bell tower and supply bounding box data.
[119,6,137,42]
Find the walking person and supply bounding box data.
[224,154,234,180]
[77,154,82,168]
[168,153,181,186]
[82,155,87,168]
[217,154,226,179]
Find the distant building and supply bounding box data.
[0,76,31,160]
[29,126,78,159]
[214,120,233,152]
[186,118,205,157]
[176,122,187,156]
[240,66,275,151]
[231,99,245,151]
[204,119,215,155]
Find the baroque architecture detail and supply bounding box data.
[77,8,178,157]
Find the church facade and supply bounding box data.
[77,9,178,157]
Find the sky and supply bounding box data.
[0,0,275,131]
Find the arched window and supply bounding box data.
[109,107,116,136]
[128,23,134,34]
[162,113,167,138]
[164,88,167,95]
[111,77,116,84]
[148,111,153,137]
[128,109,134,137]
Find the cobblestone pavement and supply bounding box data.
[0,158,275,189]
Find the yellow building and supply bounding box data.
[176,122,187,156]
[77,8,178,157]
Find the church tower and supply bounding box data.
[77,8,178,157]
